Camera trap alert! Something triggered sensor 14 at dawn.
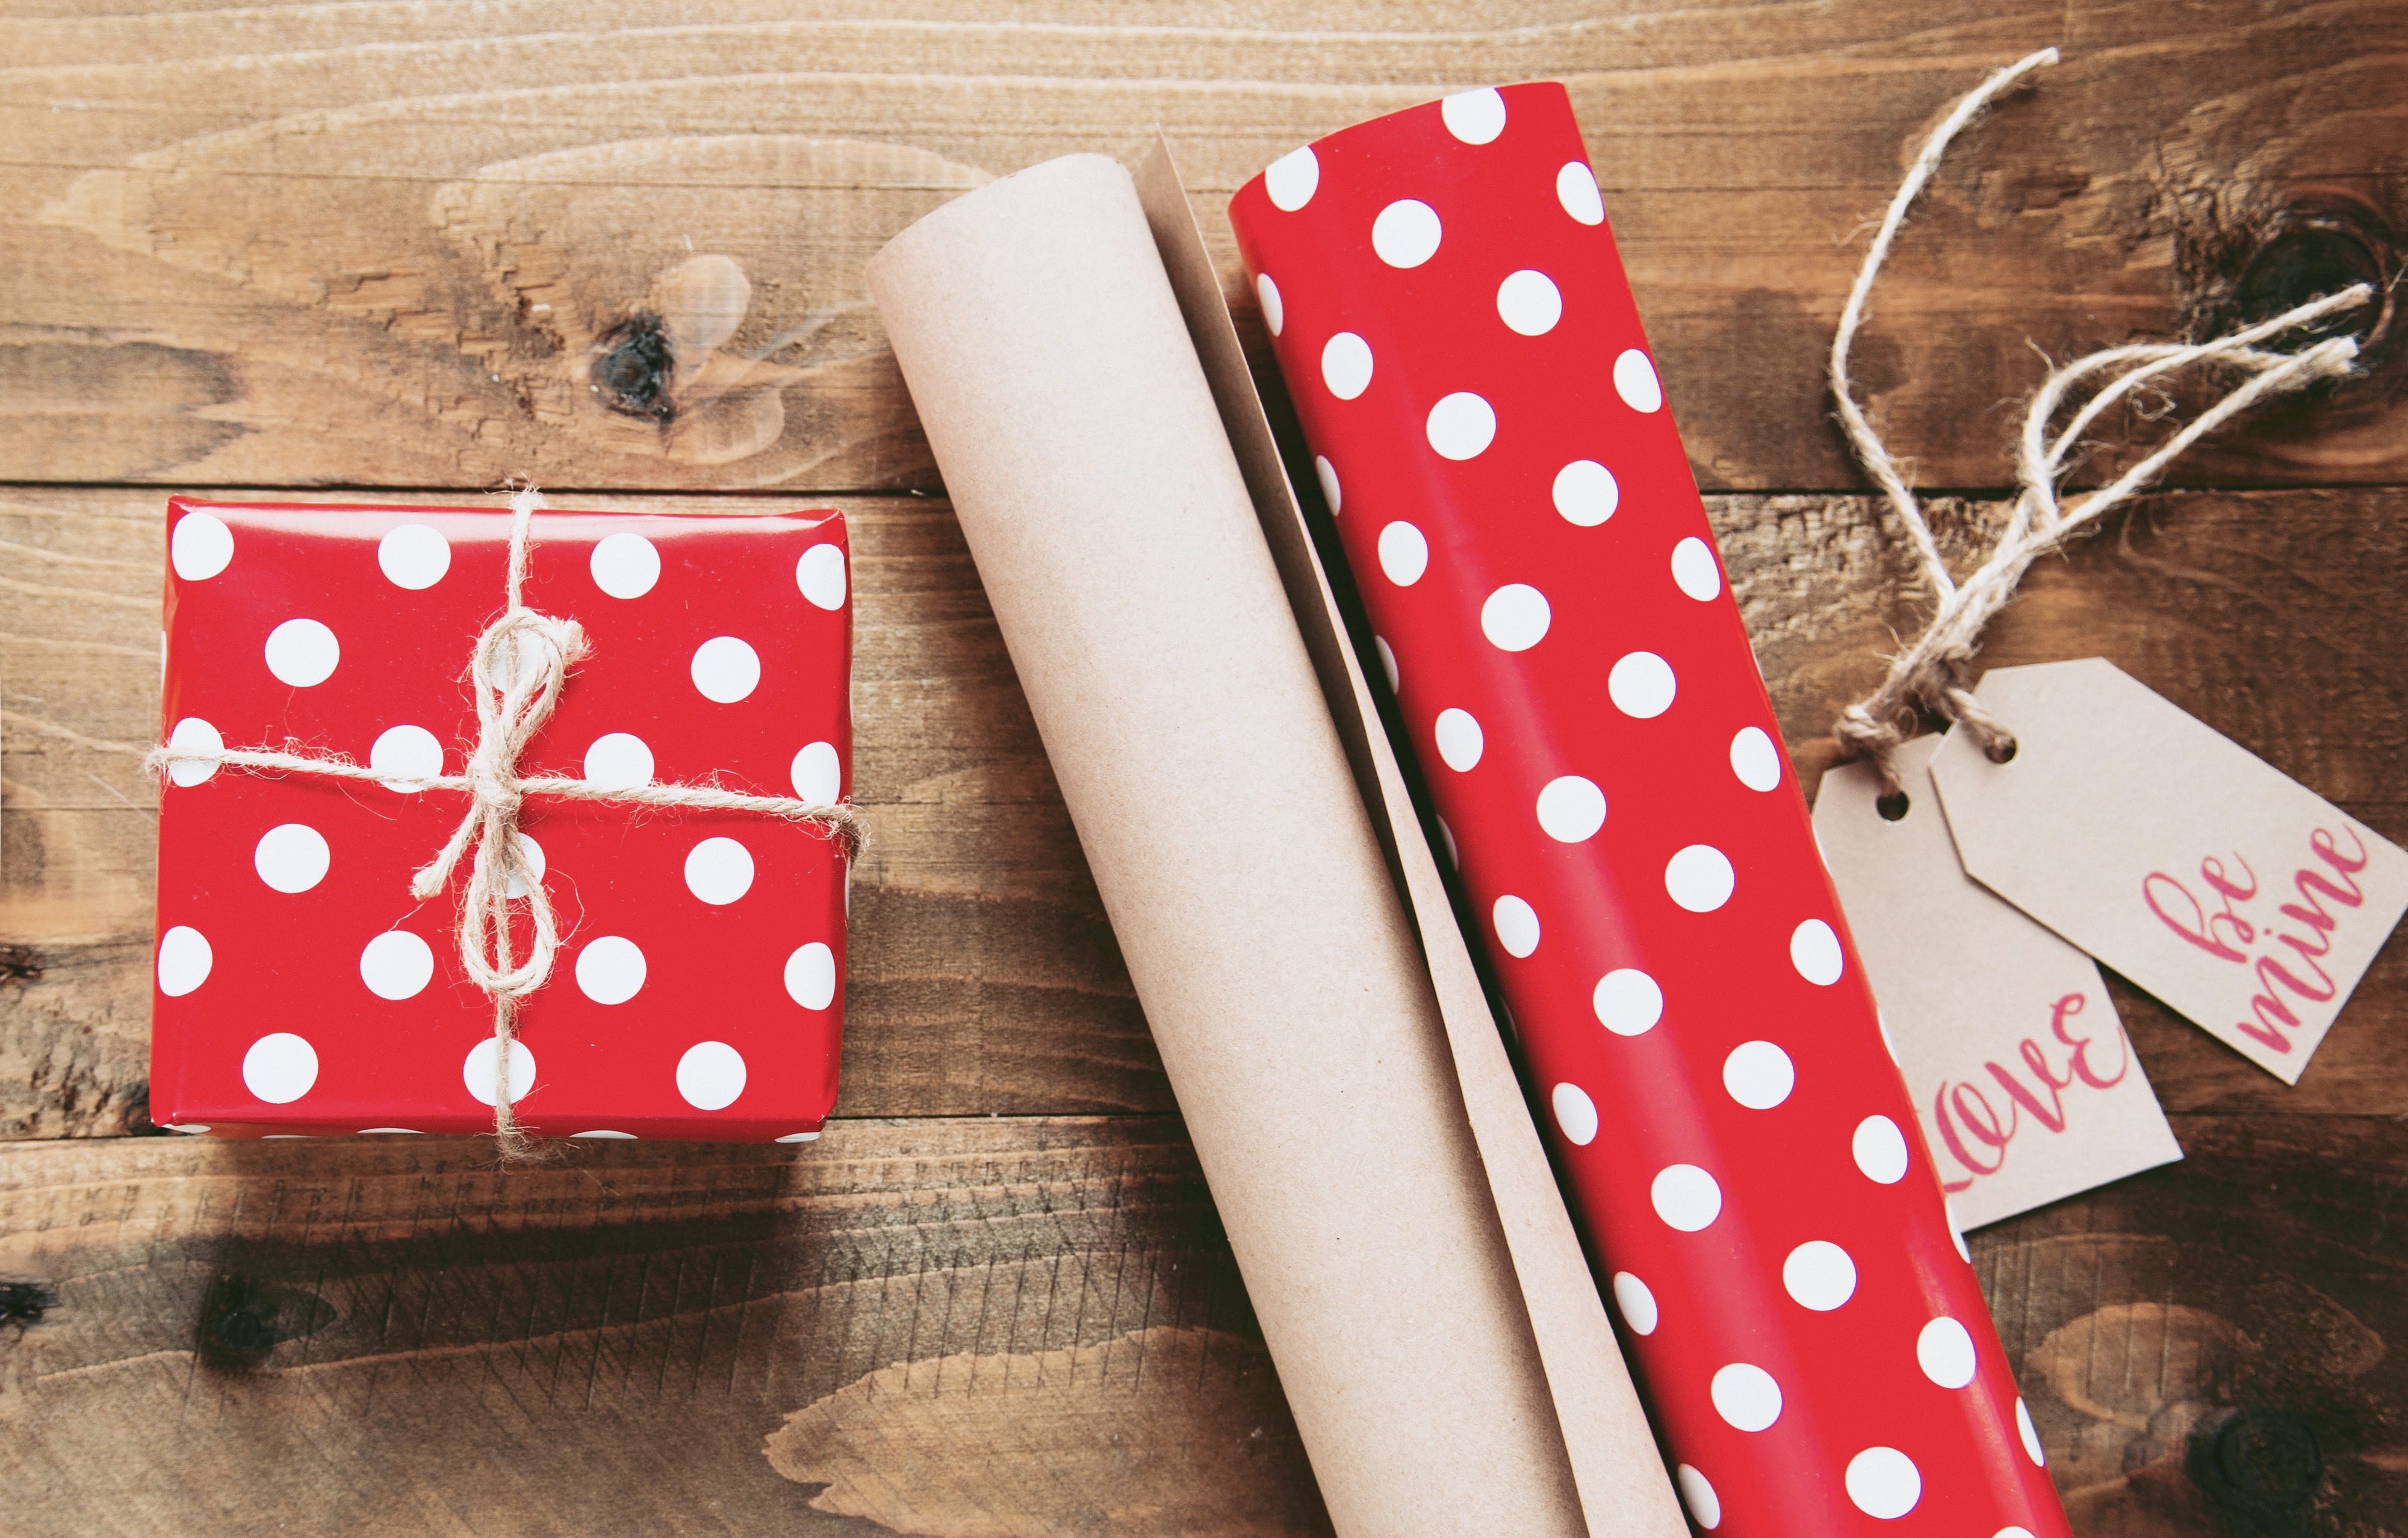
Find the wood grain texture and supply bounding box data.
[0,0,2401,494]
[0,1113,2398,1536]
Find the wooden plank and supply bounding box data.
[0,0,2399,495]
[5,485,2404,1136]
[0,1111,2398,1536]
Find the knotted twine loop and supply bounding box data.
[1829,47,2375,795]
[146,488,863,1160]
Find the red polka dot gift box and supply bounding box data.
[1230,85,2070,1537]
[150,499,852,1142]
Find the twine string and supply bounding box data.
[146,489,860,1156]
[1828,46,2372,792]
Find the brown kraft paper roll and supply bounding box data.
[869,152,1678,1537]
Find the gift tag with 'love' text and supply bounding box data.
[1817,735,2181,1227]
[1930,659,2408,1084]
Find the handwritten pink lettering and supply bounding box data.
[2144,827,2369,1056]
[1931,993,2130,1190]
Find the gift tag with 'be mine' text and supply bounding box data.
[1817,735,2182,1228]
[1930,659,2408,1084]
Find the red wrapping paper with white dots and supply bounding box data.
[150,498,850,1142]
[1230,85,2071,1537]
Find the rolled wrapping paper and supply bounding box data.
[1230,83,2075,1538]
[868,152,1672,1537]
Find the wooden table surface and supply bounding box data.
[2,4,2403,1534]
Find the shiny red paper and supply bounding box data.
[150,499,851,1141]
[1232,84,2071,1537]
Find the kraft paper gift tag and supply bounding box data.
[1817,736,2181,1227]
[1929,659,2408,1084]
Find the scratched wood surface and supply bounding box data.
[1,2,2404,1535]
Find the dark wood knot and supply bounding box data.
[590,311,676,423]
[197,1274,282,1368]
[2187,1406,2325,1515]
[2204,198,2397,365]
[1,1278,57,1333]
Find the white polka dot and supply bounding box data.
[1314,454,1341,512]
[791,740,842,805]
[1433,708,1483,771]
[1593,968,1662,1035]
[1846,1447,1921,1519]
[575,935,647,1005]
[164,716,223,786]
[370,724,444,792]
[1675,1465,1721,1531]
[463,1037,536,1106]
[2017,1398,2046,1466]
[157,924,213,996]
[1497,269,1562,335]
[1917,1316,1978,1389]
[1550,1082,1597,1145]
[571,1130,636,1139]
[775,1130,822,1143]
[1783,1241,1858,1311]
[1607,650,1676,718]
[1614,348,1664,413]
[785,941,837,1009]
[504,830,546,899]
[1791,918,1845,985]
[1255,272,1283,336]
[242,1033,318,1104]
[675,1041,748,1110]
[253,823,330,894]
[684,836,756,904]
[797,543,848,611]
[359,930,435,1000]
[1377,521,1428,585]
[1264,145,1318,210]
[166,1124,210,1134]
[688,635,762,704]
[1651,1164,1721,1231]
[1477,584,1550,652]
[358,1128,422,1135]
[263,618,340,687]
[1436,818,1457,868]
[1492,895,1540,957]
[1321,332,1374,399]
[1425,391,1496,459]
[1711,1363,1783,1432]
[1610,1272,1659,1335]
[1722,1040,1795,1109]
[377,523,451,590]
[1671,536,1722,600]
[1371,198,1442,268]
[1730,727,1783,792]
[170,510,234,581]
[1441,87,1507,144]
[1536,775,1606,842]
[583,732,654,790]
[1878,1007,1901,1065]
[1664,844,1734,912]
[1948,1199,1972,1262]
[1996,1530,2038,1538]
[1556,161,1605,225]
[1854,1114,1910,1184]
[1373,635,1398,691]
[590,532,660,599]
[1551,459,1618,526]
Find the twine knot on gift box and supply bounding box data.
[146,490,863,1157]
[1829,48,2375,794]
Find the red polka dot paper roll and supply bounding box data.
[1230,85,2070,1537]
[150,499,850,1142]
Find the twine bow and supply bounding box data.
[1829,48,2374,793]
[149,490,861,1157]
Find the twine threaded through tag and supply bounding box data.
[1828,48,2374,795]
